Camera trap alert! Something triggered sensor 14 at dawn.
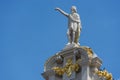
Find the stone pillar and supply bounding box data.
[91,57,102,80]
[81,61,91,80]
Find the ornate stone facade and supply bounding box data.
[42,46,112,80]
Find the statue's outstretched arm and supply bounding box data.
[55,8,69,17]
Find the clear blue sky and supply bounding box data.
[0,0,120,80]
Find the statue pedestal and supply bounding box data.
[63,43,80,50]
[42,46,102,80]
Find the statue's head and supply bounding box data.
[71,6,77,13]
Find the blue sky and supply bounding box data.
[0,0,120,80]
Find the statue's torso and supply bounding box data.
[68,13,80,31]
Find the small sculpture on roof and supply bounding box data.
[55,6,82,45]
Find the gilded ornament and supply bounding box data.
[52,59,80,77]
[95,70,112,80]
[82,47,93,57]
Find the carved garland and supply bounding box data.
[52,59,79,77]
[95,70,112,80]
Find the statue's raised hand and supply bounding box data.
[55,7,60,11]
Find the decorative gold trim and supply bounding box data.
[95,70,112,80]
[52,59,79,77]
[82,47,93,57]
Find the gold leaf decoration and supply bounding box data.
[95,70,112,80]
[82,47,93,57]
[52,59,80,77]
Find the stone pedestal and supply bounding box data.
[42,45,104,80]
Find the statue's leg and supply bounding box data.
[75,31,80,44]
[72,23,78,44]
[75,26,80,44]
[67,29,72,44]
[72,31,75,44]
